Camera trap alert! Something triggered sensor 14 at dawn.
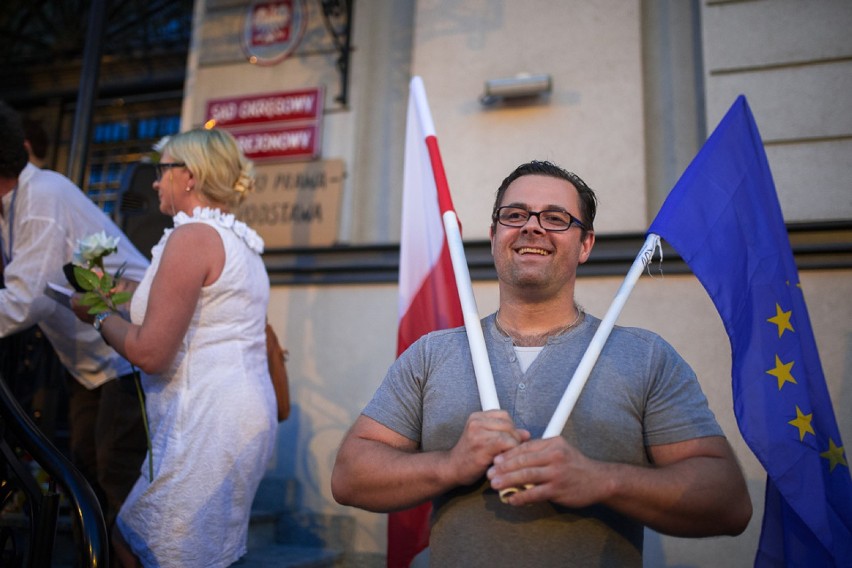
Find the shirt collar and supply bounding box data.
[18,162,38,185]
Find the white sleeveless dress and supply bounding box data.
[117,207,277,567]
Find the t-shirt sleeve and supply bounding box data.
[362,336,429,444]
[642,335,724,446]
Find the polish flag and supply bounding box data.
[388,78,464,568]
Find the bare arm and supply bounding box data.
[332,410,530,512]
[82,223,224,374]
[487,435,752,537]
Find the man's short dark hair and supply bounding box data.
[0,101,29,179]
[491,160,598,236]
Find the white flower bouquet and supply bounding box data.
[71,231,132,314]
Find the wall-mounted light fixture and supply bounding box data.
[480,73,552,106]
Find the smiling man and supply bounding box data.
[332,161,751,567]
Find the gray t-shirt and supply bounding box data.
[364,313,723,567]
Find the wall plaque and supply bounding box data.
[238,159,344,248]
[242,0,307,65]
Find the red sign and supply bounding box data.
[232,124,320,162]
[205,88,323,128]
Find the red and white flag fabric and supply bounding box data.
[388,77,463,568]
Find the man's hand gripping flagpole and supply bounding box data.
[411,76,661,500]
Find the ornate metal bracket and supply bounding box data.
[320,0,354,106]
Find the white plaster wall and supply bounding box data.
[266,283,399,552]
[409,0,648,237]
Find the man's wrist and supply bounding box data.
[93,311,112,332]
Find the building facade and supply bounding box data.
[2,0,850,565]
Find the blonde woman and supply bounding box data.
[74,128,276,567]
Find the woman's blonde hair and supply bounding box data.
[163,128,254,209]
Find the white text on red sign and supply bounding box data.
[234,125,319,161]
[205,88,322,127]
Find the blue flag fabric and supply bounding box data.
[648,95,852,567]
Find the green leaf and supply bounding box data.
[80,292,103,306]
[99,273,114,293]
[110,291,132,306]
[86,300,109,314]
[74,266,100,292]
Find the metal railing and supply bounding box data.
[0,375,107,567]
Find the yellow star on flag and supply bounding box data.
[766,355,796,390]
[788,406,815,441]
[820,438,848,472]
[767,303,794,338]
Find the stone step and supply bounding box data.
[246,476,356,567]
[235,544,343,567]
[3,475,374,567]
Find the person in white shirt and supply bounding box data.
[0,100,151,534]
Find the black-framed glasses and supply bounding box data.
[153,162,186,180]
[493,206,586,232]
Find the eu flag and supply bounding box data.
[648,96,852,566]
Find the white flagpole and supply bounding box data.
[542,233,661,438]
[410,77,500,411]
[442,210,500,410]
